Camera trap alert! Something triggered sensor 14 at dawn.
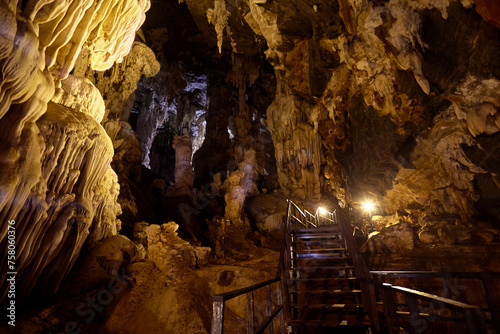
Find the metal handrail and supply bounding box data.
[288,200,306,218]
[371,271,500,279]
[210,201,303,334]
[372,270,500,333]
[213,278,281,303]
[211,277,285,334]
[334,207,381,332]
[380,283,488,334]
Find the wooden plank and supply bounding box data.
[480,277,500,333]
[211,301,224,334]
[291,266,354,270]
[292,254,350,259]
[265,285,273,334]
[292,226,340,233]
[370,271,500,279]
[254,306,283,334]
[441,277,461,333]
[288,319,370,326]
[464,307,489,334]
[280,270,291,321]
[289,303,363,308]
[293,234,341,239]
[405,293,422,334]
[295,248,346,252]
[247,292,254,334]
[381,284,399,334]
[288,289,362,294]
[276,281,286,334]
[289,277,357,282]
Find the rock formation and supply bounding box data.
[0,0,151,307]
[166,133,195,197]
[135,221,210,277]
[2,0,500,331]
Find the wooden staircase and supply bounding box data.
[210,200,380,334]
[284,210,371,333]
[210,201,495,334]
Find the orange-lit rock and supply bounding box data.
[475,0,500,28]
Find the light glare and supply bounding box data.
[362,200,375,213]
[318,207,328,215]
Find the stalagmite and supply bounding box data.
[166,133,195,197]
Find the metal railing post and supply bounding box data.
[406,294,422,334]
[265,285,273,334]
[381,283,398,334]
[464,307,488,334]
[277,281,286,334]
[211,297,225,334]
[247,291,254,334]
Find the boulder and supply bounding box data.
[363,221,415,253]
[247,193,287,234]
[144,222,211,277]
[474,221,500,242]
[371,214,400,231]
[360,232,390,253]
[418,224,441,244]
[133,221,150,247]
[380,221,415,252]
[262,213,285,233]
[438,222,472,245]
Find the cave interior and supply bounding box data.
[1,0,500,333]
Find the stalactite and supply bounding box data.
[206,0,231,53]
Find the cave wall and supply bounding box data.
[0,0,151,306]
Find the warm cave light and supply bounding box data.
[318,206,328,215]
[361,200,375,214]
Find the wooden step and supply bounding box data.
[292,227,340,233]
[294,248,346,253]
[292,230,341,235]
[293,254,350,259]
[294,243,344,249]
[291,266,354,270]
[289,289,362,294]
[290,303,364,309]
[288,319,370,327]
[298,240,343,246]
[293,234,341,239]
[290,277,357,282]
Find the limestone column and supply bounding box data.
[169,133,194,196]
